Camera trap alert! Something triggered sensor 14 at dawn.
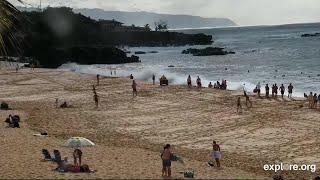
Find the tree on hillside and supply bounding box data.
[0,0,25,55]
[154,20,168,32]
[144,24,151,31]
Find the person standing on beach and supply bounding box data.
[93,93,99,107]
[280,84,285,98]
[265,84,270,98]
[212,141,221,168]
[92,85,96,94]
[96,74,100,86]
[274,84,278,97]
[237,97,242,113]
[314,93,318,109]
[271,84,275,97]
[187,75,192,88]
[132,80,137,97]
[288,83,293,98]
[208,82,213,88]
[196,76,202,88]
[152,74,156,85]
[256,82,261,97]
[308,92,314,108]
[130,74,134,80]
[161,144,173,177]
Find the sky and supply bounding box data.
[11,0,320,26]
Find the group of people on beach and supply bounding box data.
[304,92,320,109]
[161,141,221,178]
[253,82,294,99]
[187,75,227,90]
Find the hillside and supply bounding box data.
[73,8,237,29]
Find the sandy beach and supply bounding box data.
[1,68,319,179]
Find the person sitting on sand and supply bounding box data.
[73,149,83,166]
[187,75,192,88]
[216,81,221,89]
[96,74,100,86]
[93,93,99,108]
[212,141,221,168]
[196,76,202,88]
[279,84,285,98]
[132,80,137,97]
[208,82,213,88]
[60,101,68,108]
[237,97,242,113]
[161,144,173,177]
[288,83,293,98]
[265,84,270,98]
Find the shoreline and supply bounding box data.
[1,68,319,179]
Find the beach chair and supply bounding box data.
[53,150,62,162]
[42,149,52,161]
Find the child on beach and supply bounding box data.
[237,97,242,113]
[93,93,99,107]
[161,144,173,177]
[244,90,252,108]
[211,141,221,168]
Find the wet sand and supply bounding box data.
[0,68,319,179]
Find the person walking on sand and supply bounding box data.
[93,93,99,107]
[288,83,293,98]
[92,85,96,94]
[265,84,270,98]
[96,74,100,86]
[196,76,202,88]
[237,97,242,113]
[280,84,285,98]
[243,89,252,108]
[152,74,156,85]
[132,80,137,97]
[212,141,221,168]
[161,144,173,177]
[314,93,318,109]
[187,75,192,88]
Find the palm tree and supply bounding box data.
[0,0,24,55]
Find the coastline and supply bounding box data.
[1,68,319,179]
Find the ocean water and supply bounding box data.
[60,23,320,97]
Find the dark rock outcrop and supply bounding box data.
[301,33,320,37]
[182,47,235,56]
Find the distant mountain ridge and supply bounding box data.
[73,8,237,29]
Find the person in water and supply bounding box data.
[208,82,213,88]
[161,144,173,177]
[279,84,285,98]
[237,97,242,113]
[132,80,137,97]
[265,84,270,98]
[212,141,221,168]
[187,75,192,88]
[288,83,293,98]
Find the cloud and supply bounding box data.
[10,0,320,25]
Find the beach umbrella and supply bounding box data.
[64,137,95,148]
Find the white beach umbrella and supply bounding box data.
[64,137,95,148]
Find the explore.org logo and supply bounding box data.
[264,163,317,173]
